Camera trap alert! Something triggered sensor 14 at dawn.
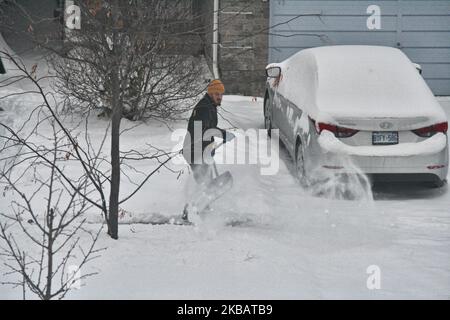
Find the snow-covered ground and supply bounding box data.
[2,92,449,299]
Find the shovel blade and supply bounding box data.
[188,171,233,215]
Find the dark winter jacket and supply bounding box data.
[183,94,226,164]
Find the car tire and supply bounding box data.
[264,99,272,137]
[295,140,309,187]
[431,178,447,188]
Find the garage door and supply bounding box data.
[269,0,450,95]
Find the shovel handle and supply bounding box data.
[213,161,219,177]
[211,132,235,178]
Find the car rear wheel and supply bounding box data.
[264,99,272,137]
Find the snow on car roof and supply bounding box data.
[269,45,447,125]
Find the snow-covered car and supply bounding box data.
[264,45,448,187]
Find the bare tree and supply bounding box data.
[0,49,182,242]
[56,0,205,239]
[51,0,206,121]
[1,0,207,239]
[0,115,104,300]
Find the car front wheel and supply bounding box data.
[264,99,272,137]
[295,140,309,187]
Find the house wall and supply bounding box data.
[196,0,269,97]
[0,0,61,54]
[218,0,269,97]
[269,0,450,96]
[1,0,203,56]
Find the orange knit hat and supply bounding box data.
[207,79,225,94]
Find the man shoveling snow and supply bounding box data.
[182,79,235,223]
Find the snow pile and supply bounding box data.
[1,94,450,299]
[314,46,446,123]
[267,50,318,119]
[307,155,374,201]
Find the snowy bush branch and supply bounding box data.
[1,50,183,240]
[0,117,104,300]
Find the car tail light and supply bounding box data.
[322,165,344,169]
[412,122,448,137]
[427,165,446,170]
[317,122,359,138]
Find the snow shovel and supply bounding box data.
[186,166,233,216]
[182,136,235,221]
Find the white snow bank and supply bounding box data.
[318,130,447,157]
[1,93,450,300]
[268,46,447,126]
[87,211,185,226]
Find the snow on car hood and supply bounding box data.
[268,46,447,127]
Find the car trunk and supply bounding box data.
[313,46,447,129]
[333,116,431,132]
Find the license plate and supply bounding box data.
[372,131,398,145]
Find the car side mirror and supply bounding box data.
[412,63,422,75]
[266,66,281,78]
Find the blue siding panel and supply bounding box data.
[269,0,450,95]
[271,15,399,32]
[271,31,398,47]
[403,48,450,63]
[272,1,400,15]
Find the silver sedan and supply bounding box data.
[264,45,448,188]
